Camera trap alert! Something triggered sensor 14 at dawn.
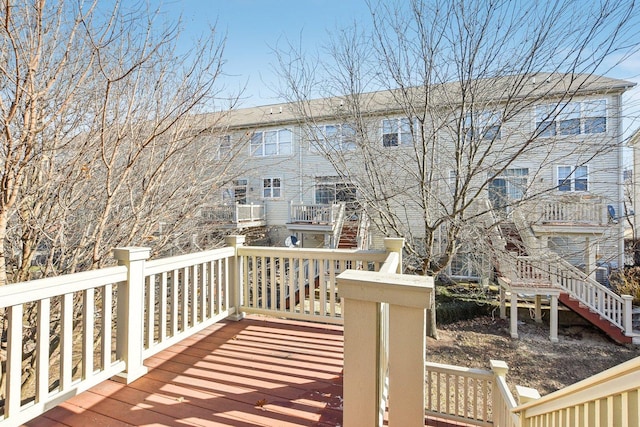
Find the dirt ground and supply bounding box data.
[426,315,640,396]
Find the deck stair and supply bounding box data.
[506,210,637,344]
[338,221,358,249]
[499,221,528,255]
[558,293,632,343]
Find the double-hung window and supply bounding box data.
[216,135,232,160]
[464,110,502,140]
[557,166,588,192]
[310,124,356,152]
[251,129,292,156]
[263,178,281,198]
[382,117,413,147]
[536,100,606,137]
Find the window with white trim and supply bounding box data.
[262,178,281,198]
[557,165,588,192]
[464,110,501,140]
[488,168,529,212]
[382,117,413,147]
[250,129,292,156]
[310,124,356,152]
[223,179,247,204]
[536,100,606,137]
[215,135,232,160]
[314,176,357,205]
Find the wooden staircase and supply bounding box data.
[499,221,528,255]
[338,221,358,249]
[558,293,632,344]
[491,211,636,344]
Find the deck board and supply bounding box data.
[25,316,344,427]
[25,315,470,427]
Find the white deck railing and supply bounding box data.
[289,202,342,224]
[1,236,638,427]
[514,355,640,426]
[202,203,265,223]
[0,237,390,426]
[525,196,606,224]
[237,245,388,324]
[0,264,130,426]
[513,256,632,333]
[425,362,494,426]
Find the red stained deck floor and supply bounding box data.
[25,316,471,427]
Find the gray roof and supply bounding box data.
[197,72,635,131]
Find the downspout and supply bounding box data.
[618,93,626,268]
[299,127,304,203]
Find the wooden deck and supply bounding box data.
[24,316,470,427]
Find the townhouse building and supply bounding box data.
[201,72,634,281]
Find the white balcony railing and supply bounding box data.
[523,196,606,225]
[202,203,265,224]
[289,202,342,224]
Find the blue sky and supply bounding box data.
[163,0,640,147]
[167,0,372,107]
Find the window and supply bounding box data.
[215,135,232,160]
[250,129,292,156]
[583,99,607,133]
[464,110,501,140]
[262,178,281,198]
[557,166,588,192]
[536,100,606,137]
[310,124,356,152]
[382,118,412,147]
[315,176,357,205]
[223,179,247,204]
[488,168,529,212]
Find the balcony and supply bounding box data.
[201,203,266,229]
[1,237,639,426]
[519,194,611,236]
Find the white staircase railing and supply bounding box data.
[330,202,346,248]
[514,356,640,426]
[510,210,633,335]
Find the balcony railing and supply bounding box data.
[0,237,637,426]
[201,203,265,225]
[288,202,343,225]
[521,195,607,225]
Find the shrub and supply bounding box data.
[609,267,640,305]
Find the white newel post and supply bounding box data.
[550,292,559,343]
[225,235,246,321]
[113,246,151,384]
[338,269,433,427]
[623,294,634,335]
[510,291,519,339]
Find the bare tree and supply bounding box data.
[0,0,245,284]
[0,0,250,400]
[275,0,640,337]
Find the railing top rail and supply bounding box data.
[425,361,493,380]
[514,355,640,417]
[145,246,235,275]
[238,245,388,261]
[514,255,624,302]
[290,202,338,207]
[0,265,128,306]
[379,252,400,274]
